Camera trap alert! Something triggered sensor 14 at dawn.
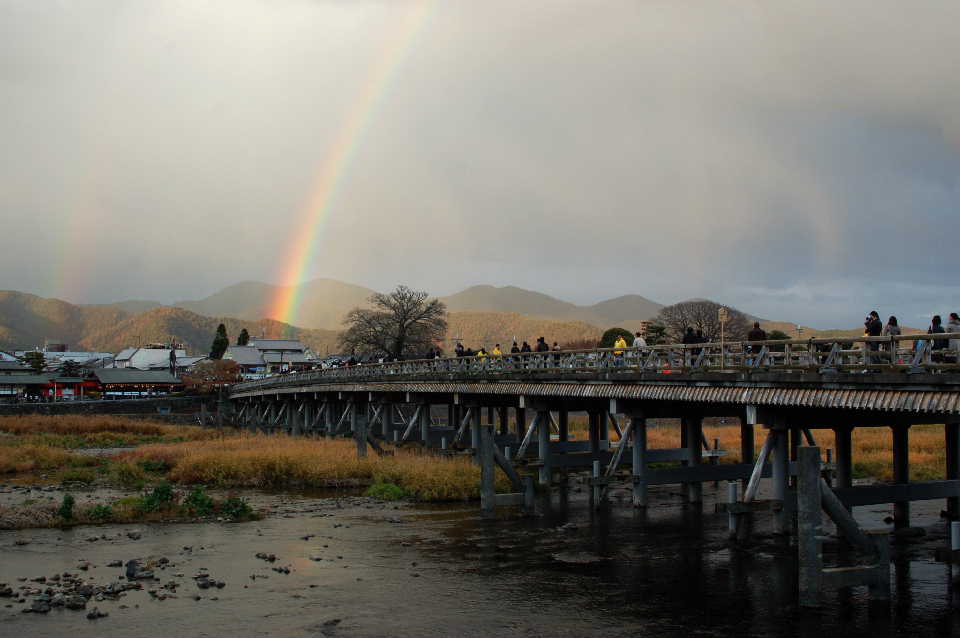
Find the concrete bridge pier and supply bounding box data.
[833,425,853,496]
[630,411,648,507]
[770,420,791,535]
[498,406,509,437]
[537,408,552,486]
[684,415,704,504]
[892,424,910,529]
[947,422,960,519]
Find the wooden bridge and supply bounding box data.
[229,333,960,605]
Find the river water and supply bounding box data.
[2,482,959,637]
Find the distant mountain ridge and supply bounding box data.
[172,280,664,331]
[0,289,604,356]
[173,279,376,330]
[440,285,663,329]
[2,281,848,357]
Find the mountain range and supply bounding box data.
[166,280,663,332]
[2,279,855,357]
[0,280,658,355]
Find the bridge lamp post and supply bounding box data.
[718,307,728,370]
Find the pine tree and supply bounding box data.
[237,328,250,346]
[209,324,230,360]
[19,351,46,374]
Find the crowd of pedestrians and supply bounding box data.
[415,310,960,368]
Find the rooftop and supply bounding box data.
[93,369,181,385]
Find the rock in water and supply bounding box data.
[86,607,108,620]
[125,560,140,580]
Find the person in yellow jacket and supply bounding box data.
[613,335,628,366]
[492,344,503,357]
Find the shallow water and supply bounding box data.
[2,483,959,637]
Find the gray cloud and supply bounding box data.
[1,1,958,328]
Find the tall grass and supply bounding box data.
[0,445,99,474]
[568,416,946,481]
[121,435,510,501]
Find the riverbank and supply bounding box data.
[1,482,955,637]
[0,416,511,529]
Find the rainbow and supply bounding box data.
[268,0,434,326]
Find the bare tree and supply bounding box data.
[655,300,751,343]
[339,286,448,359]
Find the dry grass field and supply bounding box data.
[565,416,946,481]
[0,415,218,448]
[121,435,509,500]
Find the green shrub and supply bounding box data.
[58,467,97,484]
[365,482,409,501]
[219,496,252,520]
[137,481,176,513]
[85,504,114,522]
[137,459,170,473]
[184,487,215,516]
[57,493,75,521]
[109,461,148,488]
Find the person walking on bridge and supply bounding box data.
[929,315,947,358]
[746,322,766,364]
[864,310,882,365]
[747,322,767,343]
[613,334,628,367]
[947,313,960,358]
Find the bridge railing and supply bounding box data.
[231,333,960,394]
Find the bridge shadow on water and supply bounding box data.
[410,482,960,638]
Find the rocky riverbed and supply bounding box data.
[2,483,959,637]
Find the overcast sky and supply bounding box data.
[2,1,958,328]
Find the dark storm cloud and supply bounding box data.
[1,1,958,328]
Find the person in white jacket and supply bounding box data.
[947,312,960,355]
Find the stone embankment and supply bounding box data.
[0,397,207,422]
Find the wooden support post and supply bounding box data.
[727,481,738,537]
[606,412,623,440]
[558,410,569,442]
[471,405,481,451]
[516,407,526,439]
[498,406,509,436]
[771,427,790,535]
[680,417,689,502]
[685,416,703,504]
[399,404,422,443]
[299,401,309,437]
[537,409,551,486]
[447,404,455,429]
[798,446,823,607]
[479,424,495,517]
[892,425,910,529]
[589,412,601,456]
[487,406,495,429]
[789,426,801,488]
[947,423,960,519]
[592,460,601,506]
[420,403,431,445]
[599,411,609,443]
[834,426,853,492]
[323,400,333,438]
[354,402,368,459]
[515,412,541,459]
[632,416,648,508]
[453,407,473,445]
[741,420,755,492]
[819,477,875,553]
[381,403,392,439]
